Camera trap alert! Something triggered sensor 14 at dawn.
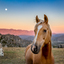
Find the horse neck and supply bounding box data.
[41,41,52,59]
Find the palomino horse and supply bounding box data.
[25,14,54,64]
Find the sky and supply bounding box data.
[0,0,64,33]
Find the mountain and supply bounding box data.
[52,34,64,41]
[0,29,34,36]
[0,34,32,47]
[52,35,64,41]
[19,35,34,41]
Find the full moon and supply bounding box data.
[5,8,7,11]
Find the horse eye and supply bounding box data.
[43,30,47,32]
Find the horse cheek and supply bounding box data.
[45,34,50,44]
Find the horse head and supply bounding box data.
[31,14,52,54]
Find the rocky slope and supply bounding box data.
[0,34,32,47]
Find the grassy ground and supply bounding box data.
[52,48,64,64]
[0,47,64,64]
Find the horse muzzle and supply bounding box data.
[31,44,40,54]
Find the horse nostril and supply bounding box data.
[34,48,36,51]
[31,44,37,51]
[36,45,37,49]
[43,38,45,39]
[34,45,37,51]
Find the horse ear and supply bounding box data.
[44,14,48,24]
[36,15,40,23]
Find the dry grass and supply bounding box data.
[0,47,25,64]
[52,48,64,64]
[0,47,64,64]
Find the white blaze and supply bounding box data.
[34,25,42,44]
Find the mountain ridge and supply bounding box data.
[0,28,34,36]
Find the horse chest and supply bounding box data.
[33,54,41,63]
[33,57,51,64]
[33,51,51,64]
[33,54,46,64]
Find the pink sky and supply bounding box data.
[0,0,64,34]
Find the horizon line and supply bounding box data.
[0,28,64,34]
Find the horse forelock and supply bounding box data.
[34,19,44,33]
[35,19,44,26]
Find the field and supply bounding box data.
[0,47,64,64]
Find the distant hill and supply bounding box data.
[0,34,32,47]
[19,35,34,41]
[0,29,34,36]
[52,34,64,41]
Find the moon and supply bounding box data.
[5,8,7,11]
